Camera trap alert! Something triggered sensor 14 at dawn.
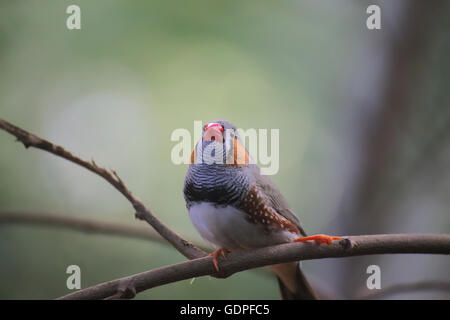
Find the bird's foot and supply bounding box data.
[294,234,341,245]
[208,248,230,271]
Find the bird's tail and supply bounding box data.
[270,262,318,300]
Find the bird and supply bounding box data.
[183,120,340,299]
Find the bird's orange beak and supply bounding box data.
[204,127,223,143]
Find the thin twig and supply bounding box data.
[0,210,271,278]
[58,234,450,300]
[0,118,206,260]
[0,211,209,252]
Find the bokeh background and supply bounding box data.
[0,0,449,299]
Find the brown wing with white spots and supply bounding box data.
[244,166,307,237]
[240,185,301,235]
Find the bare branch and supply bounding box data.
[58,234,450,300]
[0,118,206,260]
[0,211,276,279]
[0,211,209,252]
[103,278,137,300]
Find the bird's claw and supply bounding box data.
[208,248,230,271]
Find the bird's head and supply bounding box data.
[190,120,249,167]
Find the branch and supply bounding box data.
[356,281,450,300]
[0,211,210,252]
[58,234,450,300]
[0,118,206,260]
[0,211,276,279]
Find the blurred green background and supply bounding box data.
[0,1,449,299]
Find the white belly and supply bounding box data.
[189,202,297,250]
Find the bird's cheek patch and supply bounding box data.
[226,138,249,167]
[190,142,199,164]
[190,148,195,164]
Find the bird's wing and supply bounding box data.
[247,165,307,236]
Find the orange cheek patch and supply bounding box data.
[190,142,198,164]
[190,148,195,164]
[227,138,249,167]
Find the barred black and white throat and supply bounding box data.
[183,120,306,251]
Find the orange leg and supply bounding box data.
[294,234,341,245]
[208,248,230,271]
